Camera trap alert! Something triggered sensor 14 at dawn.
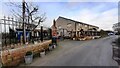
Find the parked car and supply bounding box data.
[108,32,114,36]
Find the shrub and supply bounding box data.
[116,37,120,46]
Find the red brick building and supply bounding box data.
[51,20,57,37]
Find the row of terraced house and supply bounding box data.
[54,16,100,40]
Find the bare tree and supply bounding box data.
[7,1,46,30]
[6,0,46,43]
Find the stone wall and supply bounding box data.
[0,40,52,66]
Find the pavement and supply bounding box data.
[20,35,119,66]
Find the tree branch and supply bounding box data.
[8,1,46,30]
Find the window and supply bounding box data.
[58,26,61,29]
[85,25,87,27]
[67,23,72,27]
[79,24,81,26]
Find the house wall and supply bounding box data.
[56,18,75,37]
[56,17,75,31]
[56,17,99,37]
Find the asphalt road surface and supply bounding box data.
[21,36,119,66]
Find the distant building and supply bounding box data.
[56,16,99,38]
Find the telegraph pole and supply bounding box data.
[4,16,6,46]
[40,25,43,42]
[22,0,26,44]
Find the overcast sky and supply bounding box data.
[0,0,119,30]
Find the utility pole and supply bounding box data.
[41,25,43,42]
[4,16,6,46]
[22,0,26,44]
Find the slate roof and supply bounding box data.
[58,16,99,28]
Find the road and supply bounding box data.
[21,36,118,66]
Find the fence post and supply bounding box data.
[49,28,52,39]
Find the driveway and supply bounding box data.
[20,36,118,66]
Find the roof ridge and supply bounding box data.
[58,16,99,28]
